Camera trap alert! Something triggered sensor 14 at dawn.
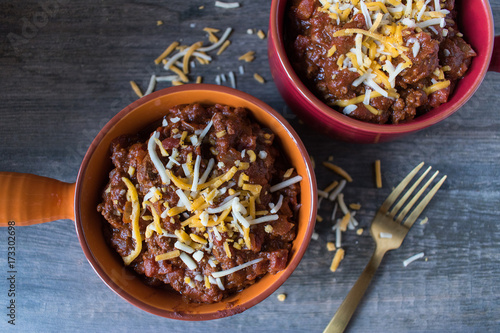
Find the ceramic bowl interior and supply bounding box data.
[74,84,317,320]
[268,0,494,143]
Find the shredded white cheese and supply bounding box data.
[148,132,170,184]
[191,154,202,192]
[329,179,346,201]
[214,1,240,9]
[175,241,195,254]
[144,74,157,96]
[228,71,236,89]
[193,250,204,262]
[157,75,181,82]
[212,258,263,278]
[215,277,225,290]
[343,104,358,115]
[176,189,192,211]
[270,175,302,192]
[180,252,198,270]
[249,214,279,225]
[270,195,284,214]
[198,28,233,52]
[403,252,425,267]
[197,119,213,145]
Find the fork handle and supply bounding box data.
[323,247,387,333]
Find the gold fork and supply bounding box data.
[324,162,447,333]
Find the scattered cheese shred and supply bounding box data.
[239,51,256,62]
[168,65,189,83]
[403,252,425,267]
[129,81,143,98]
[326,242,336,252]
[183,41,203,74]
[215,1,240,9]
[323,162,353,182]
[198,27,232,52]
[349,203,361,210]
[253,73,265,83]
[217,40,231,55]
[154,41,180,65]
[375,159,382,188]
[324,180,339,193]
[203,27,220,33]
[330,248,345,272]
[340,212,351,232]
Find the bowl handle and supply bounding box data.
[489,36,500,73]
[0,172,75,226]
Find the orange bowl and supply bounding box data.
[0,84,317,320]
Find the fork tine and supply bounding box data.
[395,170,439,224]
[388,165,432,218]
[380,162,424,213]
[402,175,447,228]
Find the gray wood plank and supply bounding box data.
[0,0,499,332]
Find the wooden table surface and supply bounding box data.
[1,1,499,332]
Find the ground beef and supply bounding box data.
[97,103,301,303]
[286,0,476,124]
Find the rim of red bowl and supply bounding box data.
[269,0,494,135]
[74,84,318,320]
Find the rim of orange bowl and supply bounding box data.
[74,84,317,320]
[269,0,494,135]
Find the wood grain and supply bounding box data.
[0,0,499,331]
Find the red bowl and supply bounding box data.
[268,0,498,143]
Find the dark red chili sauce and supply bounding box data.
[97,103,301,303]
[286,0,476,124]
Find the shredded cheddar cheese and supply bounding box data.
[183,41,203,74]
[424,80,450,95]
[322,162,353,182]
[121,177,142,265]
[155,250,181,261]
[216,40,231,55]
[129,81,143,98]
[330,248,345,272]
[154,41,180,65]
[375,159,382,188]
[239,51,256,62]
